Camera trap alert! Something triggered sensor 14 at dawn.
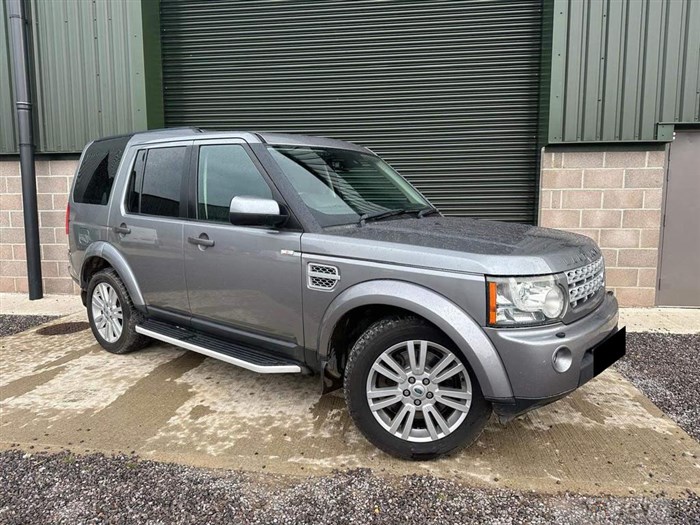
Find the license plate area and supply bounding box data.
[593,326,626,376]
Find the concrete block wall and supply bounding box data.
[0,159,80,294]
[540,148,666,306]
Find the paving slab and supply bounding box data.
[619,307,700,334]
[1,313,698,498]
[0,293,83,316]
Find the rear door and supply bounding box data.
[111,142,191,313]
[183,139,304,348]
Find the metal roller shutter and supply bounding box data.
[160,0,542,222]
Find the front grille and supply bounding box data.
[566,258,605,309]
[307,263,340,291]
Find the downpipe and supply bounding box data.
[7,0,42,299]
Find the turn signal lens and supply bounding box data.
[488,281,498,325]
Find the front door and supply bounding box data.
[184,140,304,346]
[111,143,191,312]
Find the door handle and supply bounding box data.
[114,223,131,235]
[188,234,215,248]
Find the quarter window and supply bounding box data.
[128,147,186,218]
[73,135,130,205]
[197,145,273,222]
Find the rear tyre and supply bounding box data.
[86,268,149,354]
[344,316,492,460]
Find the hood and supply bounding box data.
[302,216,602,276]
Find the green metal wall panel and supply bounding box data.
[0,1,17,153]
[161,0,542,222]
[1,0,162,154]
[140,0,164,130]
[547,0,700,143]
[29,0,148,153]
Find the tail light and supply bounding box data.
[65,203,70,235]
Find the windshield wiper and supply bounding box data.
[358,207,439,225]
[416,206,440,218]
[358,209,407,226]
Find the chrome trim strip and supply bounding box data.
[135,326,302,374]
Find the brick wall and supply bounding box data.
[0,159,79,294]
[539,148,666,307]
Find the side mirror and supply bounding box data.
[229,196,288,227]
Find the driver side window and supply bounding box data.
[197,145,273,222]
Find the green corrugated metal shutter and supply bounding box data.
[161,0,542,222]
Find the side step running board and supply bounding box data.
[136,319,303,374]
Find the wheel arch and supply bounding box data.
[81,242,145,308]
[318,280,513,400]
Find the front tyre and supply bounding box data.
[87,268,149,354]
[344,317,491,460]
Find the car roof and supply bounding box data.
[119,128,372,154]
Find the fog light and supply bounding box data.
[552,346,572,373]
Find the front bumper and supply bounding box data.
[485,291,625,420]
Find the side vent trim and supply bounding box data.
[307,263,340,291]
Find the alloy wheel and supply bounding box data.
[366,340,472,442]
[91,282,123,343]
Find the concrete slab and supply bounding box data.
[0,293,83,316]
[1,313,698,497]
[619,307,700,334]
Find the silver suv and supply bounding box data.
[68,128,625,460]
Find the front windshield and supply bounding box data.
[267,145,431,227]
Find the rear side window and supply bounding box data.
[197,145,272,222]
[73,135,131,205]
[127,147,186,218]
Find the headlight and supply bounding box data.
[487,275,567,327]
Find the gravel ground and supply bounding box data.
[0,315,58,337]
[616,333,699,441]
[0,451,697,525]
